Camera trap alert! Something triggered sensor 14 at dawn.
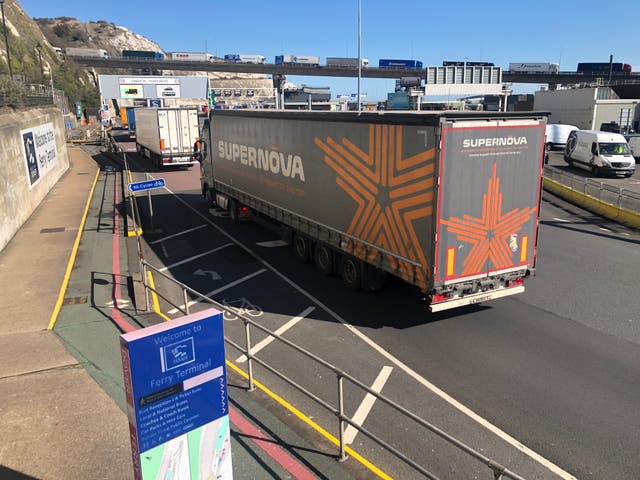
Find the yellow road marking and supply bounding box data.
[146,270,172,322]
[48,168,101,330]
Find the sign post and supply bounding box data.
[128,178,165,232]
[120,308,233,480]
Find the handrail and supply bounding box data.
[138,257,527,480]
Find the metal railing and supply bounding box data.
[544,165,640,214]
[137,259,526,480]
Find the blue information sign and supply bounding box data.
[120,309,233,480]
[128,178,166,193]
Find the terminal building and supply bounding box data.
[534,86,639,133]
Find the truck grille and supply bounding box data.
[612,162,628,168]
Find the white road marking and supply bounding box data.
[193,269,222,281]
[256,240,289,248]
[599,227,612,232]
[149,224,207,244]
[344,366,393,445]
[167,269,267,314]
[553,217,569,223]
[160,243,169,258]
[622,232,630,236]
[159,243,232,272]
[236,306,315,363]
[161,181,579,480]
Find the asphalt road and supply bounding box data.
[120,149,640,480]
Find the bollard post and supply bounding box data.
[338,375,347,461]
[245,320,255,391]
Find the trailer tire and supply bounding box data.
[340,256,362,291]
[314,244,333,275]
[293,233,311,263]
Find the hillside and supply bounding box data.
[0,0,270,110]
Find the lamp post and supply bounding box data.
[357,0,361,113]
[0,0,12,80]
[36,42,44,84]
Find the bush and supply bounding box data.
[0,77,24,108]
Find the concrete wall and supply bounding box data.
[0,107,70,252]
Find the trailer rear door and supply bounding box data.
[434,118,545,286]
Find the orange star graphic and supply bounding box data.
[440,163,536,276]
[315,124,435,288]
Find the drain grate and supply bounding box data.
[40,227,65,234]
[63,296,88,305]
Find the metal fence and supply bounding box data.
[101,136,531,480]
[0,82,68,112]
[543,165,640,214]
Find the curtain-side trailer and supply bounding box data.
[199,110,547,312]
[135,107,199,168]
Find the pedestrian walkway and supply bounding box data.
[0,146,361,480]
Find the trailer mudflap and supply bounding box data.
[429,284,525,312]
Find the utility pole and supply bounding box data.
[0,0,13,80]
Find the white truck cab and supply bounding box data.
[564,130,635,177]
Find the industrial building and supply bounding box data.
[534,86,639,133]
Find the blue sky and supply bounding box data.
[20,0,640,101]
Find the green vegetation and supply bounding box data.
[51,61,99,108]
[0,77,24,108]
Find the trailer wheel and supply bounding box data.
[340,256,362,291]
[314,244,333,275]
[293,233,311,263]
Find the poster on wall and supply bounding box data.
[20,122,58,190]
[120,308,233,480]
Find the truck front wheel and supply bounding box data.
[341,256,362,291]
[205,187,216,207]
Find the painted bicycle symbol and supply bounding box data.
[221,297,263,321]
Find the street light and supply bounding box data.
[0,0,12,80]
[36,42,44,83]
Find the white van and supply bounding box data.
[624,134,640,162]
[545,124,578,151]
[564,130,635,177]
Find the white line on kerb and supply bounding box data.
[344,366,393,445]
[553,217,570,223]
[599,227,612,232]
[236,306,315,363]
[161,180,578,480]
[159,243,232,272]
[150,224,208,244]
[167,269,267,315]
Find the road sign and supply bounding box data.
[120,308,232,480]
[128,178,166,193]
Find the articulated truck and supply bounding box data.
[135,107,199,168]
[199,110,547,312]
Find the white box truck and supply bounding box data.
[135,107,200,168]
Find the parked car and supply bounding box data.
[564,130,635,177]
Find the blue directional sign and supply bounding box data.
[127,178,166,193]
[120,308,233,480]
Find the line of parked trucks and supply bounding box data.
[61,48,634,75]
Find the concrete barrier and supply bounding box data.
[543,176,640,229]
[0,107,70,251]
